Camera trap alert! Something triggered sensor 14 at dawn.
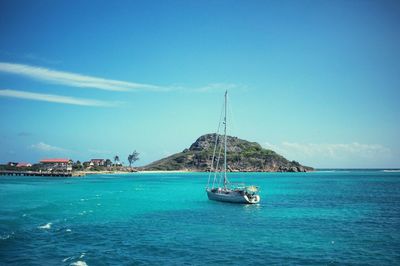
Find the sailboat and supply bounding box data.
[206,91,261,204]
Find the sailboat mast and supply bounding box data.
[224,90,227,187]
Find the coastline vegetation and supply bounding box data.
[128,151,139,169]
[0,152,141,176]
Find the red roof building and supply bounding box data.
[40,158,70,163]
[39,158,72,172]
[90,159,106,166]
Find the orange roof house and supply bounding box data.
[39,158,72,172]
[90,159,106,166]
[40,158,70,163]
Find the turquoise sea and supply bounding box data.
[1,170,399,265]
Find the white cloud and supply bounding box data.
[0,89,117,107]
[18,131,32,137]
[264,141,394,168]
[264,141,391,159]
[30,142,66,152]
[0,62,247,94]
[194,83,246,92]
[162,150,173,157]
[88,149,111,155]
[23,53,61,65]
[0,62,163,92]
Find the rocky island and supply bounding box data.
[143,134,313,172]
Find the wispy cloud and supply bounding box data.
[0,89,117,107]
[30,142,66,152]
[0,51,61,65]
[193,83,247,93]
[264,141,392,161]
[23,53,61,65]
[0,62,247,94]
[18,131,32,137]
[0,62,163,92]
[88,149,111,155]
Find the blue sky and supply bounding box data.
[0,0,399,168]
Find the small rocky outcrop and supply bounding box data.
[143,133,313,172]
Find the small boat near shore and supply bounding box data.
[206,91,260,204]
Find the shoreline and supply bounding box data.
[73,169,191,176]
[0,168,400,178]
[75,168,396,176]
[136,170,191,174]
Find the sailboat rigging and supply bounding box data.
[206,91,261,204]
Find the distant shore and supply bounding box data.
[3,169,398,178]
[0,169,191,177]
[73,169,191,176]
[137,170,190,174]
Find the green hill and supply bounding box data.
[143,134,313,172]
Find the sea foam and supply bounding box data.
[38,222,52,229]
[0,232,13,240]
[70,261,87,266]
[63,256,73,262]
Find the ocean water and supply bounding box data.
[1,170,399,265]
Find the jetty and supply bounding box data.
[0,171,72,177]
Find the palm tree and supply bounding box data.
[114,155,120,167]
[128,151,139,169]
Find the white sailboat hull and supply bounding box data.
[206,189,260,204]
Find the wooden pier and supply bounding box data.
[0,171,72,177]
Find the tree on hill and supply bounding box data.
[114,155,120,166]
[73,160,83,170]
[105,159,112,168]
[128,151,139,169]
